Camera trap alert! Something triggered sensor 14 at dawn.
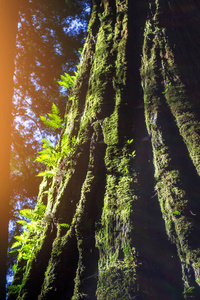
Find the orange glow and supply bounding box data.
[0,1,19,241]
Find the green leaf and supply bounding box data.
[11,241,22,249]
[183,287,195,294]
[16,220,28,226]
[51,102,60,115]
[35,137,58,168]
[57,72,75,89]
[69,96,75,101]
[9,249,18,254]
[41,138,54,149]
[78,48,83,54]
[129,150,136,158]
[7,284,22,293]
[12,263,17,272]
[59,223,70,228]
[127,139,133,144]
[14,235,25,242]
[173,210,181,216]
[36,170,56,177]
[20,209,33,219]
[35,204,47,216]
[40,103,64,130]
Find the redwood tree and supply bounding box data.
[8,0,200,299]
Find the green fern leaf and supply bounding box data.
[59,223,70,228]
[20,209,33,219]
[11,241,22,249]
[36,170,56,177]
[58,72,75,89]
[40,103,64,130]
[51,102,60,115]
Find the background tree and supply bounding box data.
[0,0,90,297]
[8,0,90,280]
[0,1,20,298]
[8,0,200,299]
[10,0,90,215]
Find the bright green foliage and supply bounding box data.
[7,284,22,295]
[129,150,136,158]
[172,210,181,216]
[57,72,76,90]
[9,204,47,260]
[162,81,171,95]
[183,287,195,295]
[9,202,70,295]
[126,139,133,144]
[40,103,64,131]
[36,139,58,166]
[36,100,78,177]
[35,134,76,177]
[78,47,83,55]
[59,223,70,228]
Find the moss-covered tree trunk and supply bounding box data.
[8,0,200,299]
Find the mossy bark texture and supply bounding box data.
[8,0,200,299]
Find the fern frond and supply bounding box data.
[40,103,64,130]
[58,72,75,89]
[51,102,60,115]
[20,209,33,219]
[36,170,56,177]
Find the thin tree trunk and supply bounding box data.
[8,0,200,299]
[0,1,19,298]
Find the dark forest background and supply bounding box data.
[8,0,90,285]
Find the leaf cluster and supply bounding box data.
[40,103,64,131]
[9,203,70,267]
[57,72,76,90]
[35,133,77,177]
[9,204,47,261]
[162,81,171,94]
[35,103,78,177]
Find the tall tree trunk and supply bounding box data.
[8,0,200,299]
[0,1,19,298]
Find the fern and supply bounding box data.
[10,203,70,263]
[57,72,76,90]
[35,133,78,177]
[36,170,56,177]
[35,138,58,167]
[8,284,22,294]
[40,103,64,131]
[10,204,47,260]
[36,72,79,178]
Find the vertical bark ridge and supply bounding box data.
[95,1,140,299]
[141,0,200,298]
[126,1,184,299]
[72,128,106,300]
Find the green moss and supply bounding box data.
[96,148,138,297]
[141,2,200,294]
[96,259,137,300]
[103,112,119,146]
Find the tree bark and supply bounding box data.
[8,0,200,299]
[0,1,19,298]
